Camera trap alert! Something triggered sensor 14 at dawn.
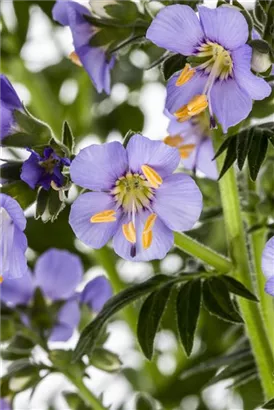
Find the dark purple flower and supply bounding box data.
[164,111,217,180]
[0,248,112,341]
[80,276,112,312]
[262,236,274,297]
[0,74,23,141]
[146,5,271,132]
[20,147,70,190]
[69,134,203,261]
[0,194,28,279]
[52,0,115,94]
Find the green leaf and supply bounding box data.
[62,121,75,153]
[123,130,138,148]
[255,1,267,26]
[1,181,36,210]
[2,110,53,148]
[30,288,53,331]
[212,136,234,160]
[218,137,237,180]
[137,283,173,360]
[249,39,270,54]
[248,128,268,180]
[89,347,122,372]
[1,316,16,342]
[0,161,23,183]
[205,356,256,387]
[136,393,156,410]
[2,334,35,360]
[35,188,49,219]
[6,359,38,378]
[263,398,274,409]
[73,275,169,361]
[236,128,254,171]
[104,2,139,22]
[162,54,188,81]
[202,278,243,324]
[48,188,65,221]
[220,275,258,302]
[180,348,252,380]
[227,368,258,389]
[176,279,201,356]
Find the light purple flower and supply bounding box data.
[262,236,274,296]
[69,134,203,261]
[0,194,28,279]
[21,147,70,191]
[52,0,115,94]
[0,248,112,341]
[0,75,23,141]
[146,5,271,133]
[0,399,11,410]
[80,276,112,312]
[164,111,218,180]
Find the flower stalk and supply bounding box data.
[213,133,274,399]
[174,232,232,273]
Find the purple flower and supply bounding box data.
[52,0,115,94]
[0,248,112,341]
[0,194,28,279]
[0,75,23,141]
[0,399,11,410]
[262,236,274,296]
[80,276,112,312]
[69,134,203,261]
[164,111,217,180]
[146,5,271,133]
[20,147,70,190]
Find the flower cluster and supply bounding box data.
[69,134,202,261]
[1,248,112,341]
[147,5,271,132]
[52,0,115,94]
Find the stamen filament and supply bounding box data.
[175,95,208,123]
[164,135,184,148]
[69,51,83,67]
[142,230,153,249]
[176,64,196,87]
[179,144,196,159]
[143,213,157,234]
[90,210,116,223]
[122,221,136,243]
[141,165,163,189]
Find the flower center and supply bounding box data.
[89,166,163,255]
[112,171,154,213]
[39,154,59,174]
[196,41,233,81]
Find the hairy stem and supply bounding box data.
[174,232,232,273]
[213,135,274,398]
[66,373,107,410]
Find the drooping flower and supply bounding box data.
[262,236,274,296]
[164,111,217,180]
[0,74,23,141]
[52,0,115,94]
[146,5,271,132]
[69,134,203,262]
[0,248,112,341]
[0,194,28,279]
[20,147,70,191]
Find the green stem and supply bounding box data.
[213,136,274,398]
[174,232,232,273]
[66,373,107,410]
